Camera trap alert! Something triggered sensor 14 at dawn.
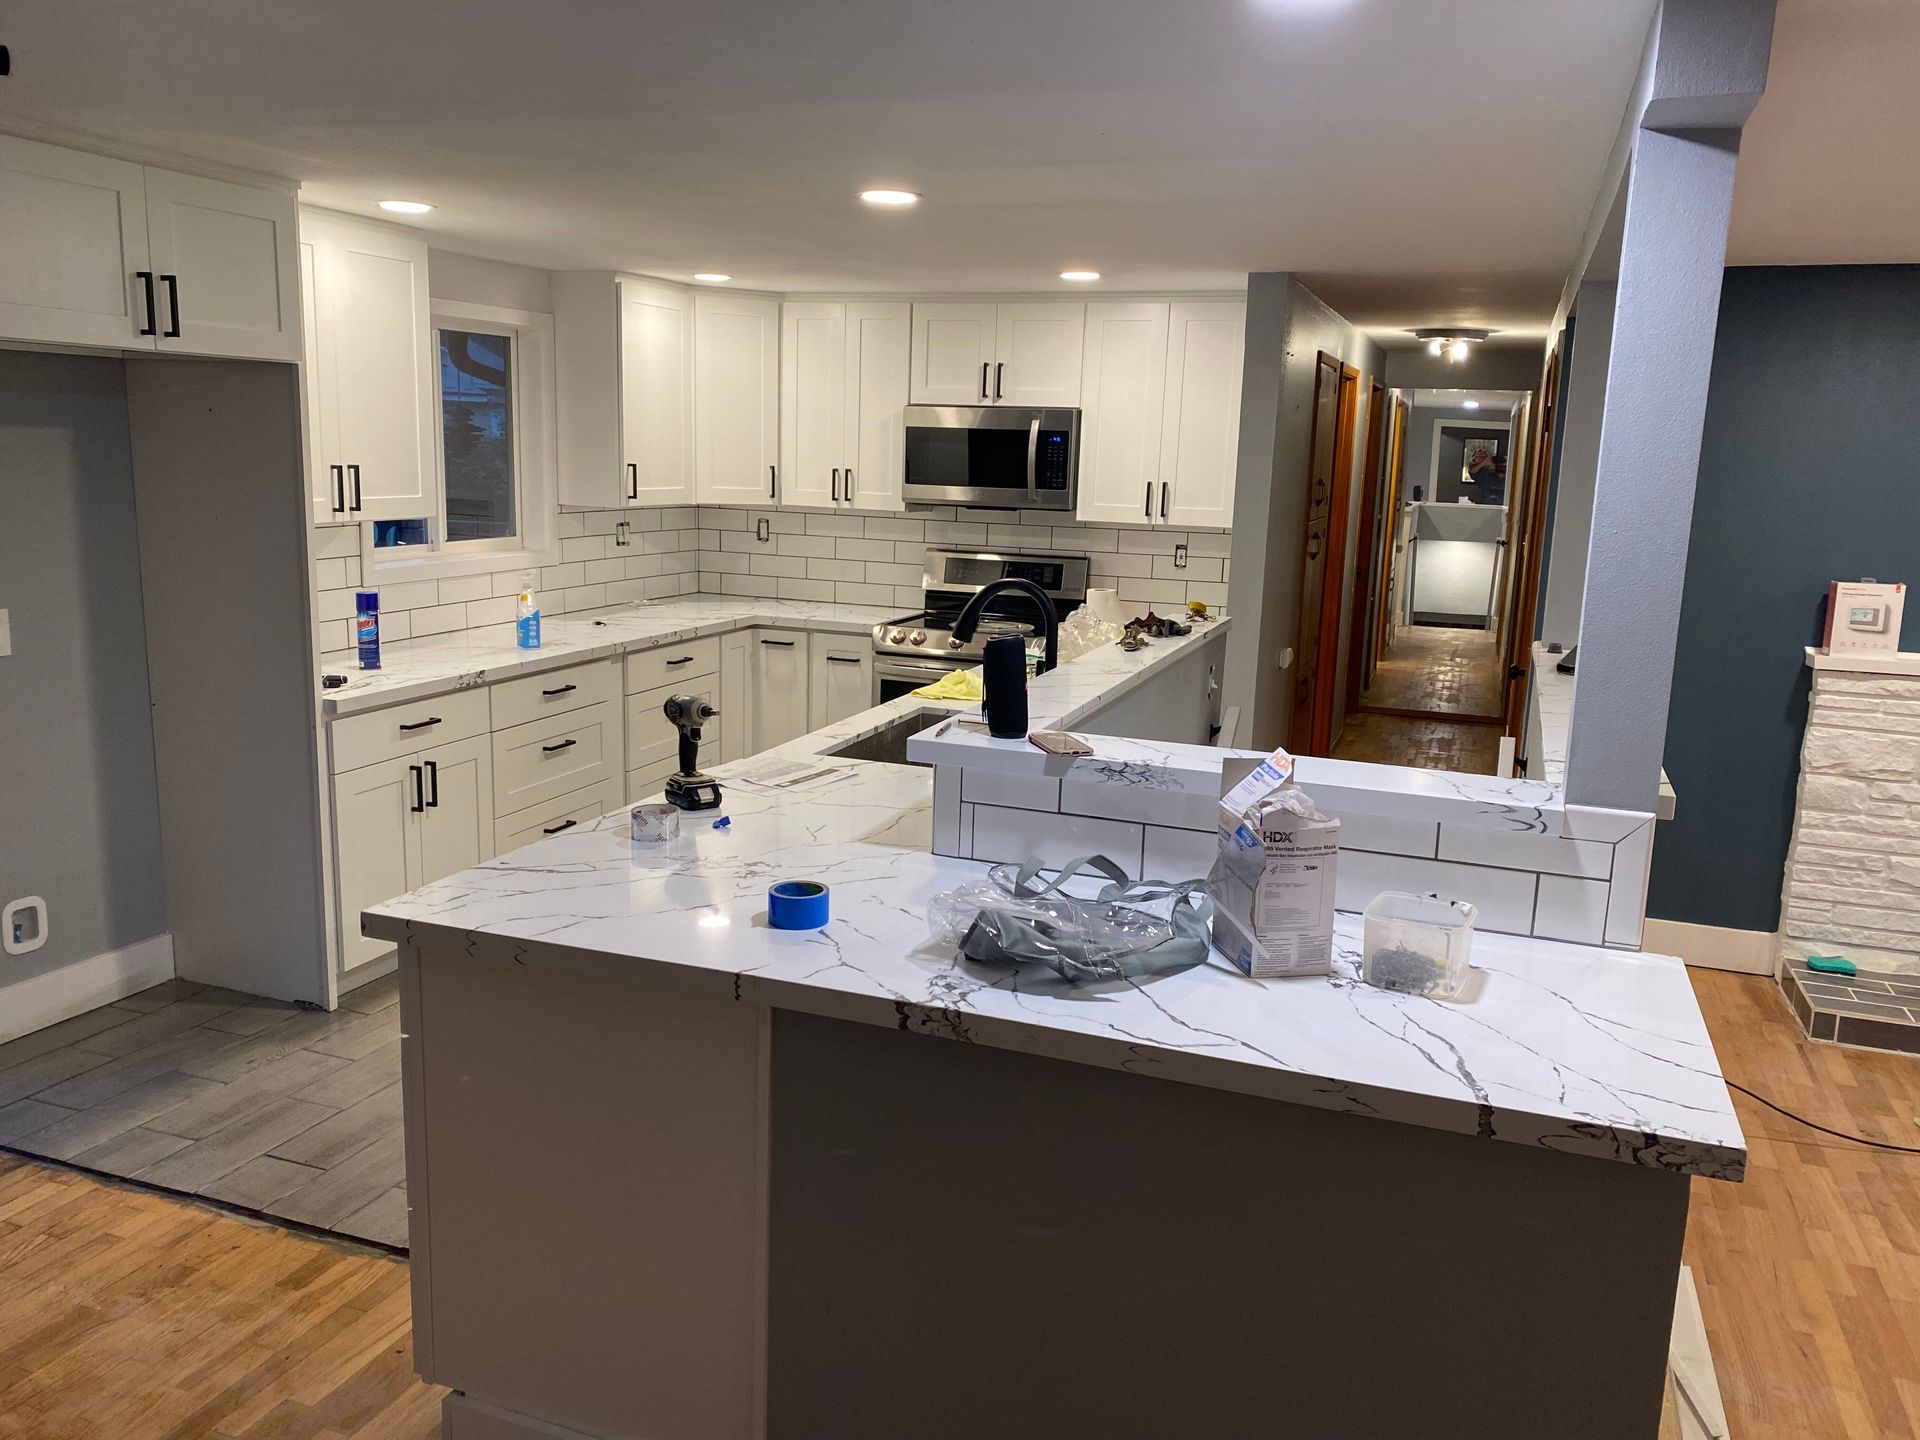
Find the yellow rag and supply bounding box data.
[911,669,984,701]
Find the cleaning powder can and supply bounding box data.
[355,591,381,670]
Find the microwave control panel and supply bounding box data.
[1036,430,1074,491]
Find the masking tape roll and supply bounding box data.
[768,880,830,930]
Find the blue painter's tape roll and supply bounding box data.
[768,880,830,930]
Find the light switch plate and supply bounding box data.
[0,608,10,657]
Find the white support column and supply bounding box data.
[1563,0,1776,814]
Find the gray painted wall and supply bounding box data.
[1650,265,1920,933]
[1223,275,1385,750]
[1401,407,1512,503]
[0,353,167,991]
[1538,282,1616,648]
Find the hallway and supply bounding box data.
[1360,624,1504,716]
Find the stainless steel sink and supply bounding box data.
[823,708,958,767]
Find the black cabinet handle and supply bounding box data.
[994,362,1004,400]
[160,274,181,337]
[409,764,424,813]
[329,464,346,513]
[135,272,157,336]
[627,462,638,500]
[424,759,440,808]
[980,362,990,401]
[845,467,854,500]
[541,683,578,697]
[769,465,777,500]
[1160,482,1169,520]
[831,468,840,503]
[665,655,694,666]
[398,716,442,732]
[542,818,578,835]
[1144,484,1152,519]
[759,638,795,647]
[826,655,862,665]
[347,463,363,513]
[541,738,577,753]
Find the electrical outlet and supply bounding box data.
[1173,544,1188,571]
[3,897,47,956]
[613,522,630,549]
[756,518,772,542]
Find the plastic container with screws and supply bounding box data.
[1362,892,1477,1000]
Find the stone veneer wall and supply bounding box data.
[1779,666,1920,978]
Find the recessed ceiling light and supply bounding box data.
[378,200,433,215]
[1059,270,1102,282]
[694,273,732,283]
[859,189,920,207]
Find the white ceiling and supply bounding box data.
[1410,388,1527,412]
[1729,0,1920,265]
[0,0,1658,338]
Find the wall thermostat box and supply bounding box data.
[1824,580,1905,655]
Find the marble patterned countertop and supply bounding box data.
[321,597,898,716]
[365,616,1745,1181]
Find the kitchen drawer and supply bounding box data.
[491,699,621,817]
[330,687,491,774]
[627,747,716,802]
[626,634,720,694]
[495,778,625,854]
[626,679,717,772]
[490,657,619,732]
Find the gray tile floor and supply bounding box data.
[0,974,407,1247]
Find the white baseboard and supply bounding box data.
[1642,917,1775,976]
[0,934,175,1044]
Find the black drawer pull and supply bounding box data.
[542,818,578,835]
[665,655,695,666]
[759,638,795,647]
[398,716,442,732]
[541,738,577,754]
[826,655,863,664]
[541,683,577,697]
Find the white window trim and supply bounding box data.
[362,298,560,583]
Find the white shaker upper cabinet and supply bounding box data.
[301,210,438,523]
[909,302,997,404]
[143,167,300,363]
[1075,302,1170,527]
[620,278,695,507]
[0,136,150,350]
[1159,301,1245,530]
[992,303,1084,406]
[842,301,910,511]
[695,291,781,506]
[779,301,847,509]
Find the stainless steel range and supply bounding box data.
[871,548,1090,703]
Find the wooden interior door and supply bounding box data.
[1346,379,1389,711]
[1290,354,1343,748]
[1501,349,1561,743]
[1375,397,1407,661]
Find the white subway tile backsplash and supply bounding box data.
[311,527,361,561]
[748,553,807,578]
[863,517,925,541]
[1325,811,1438,858]
[466,595,517,626]
[561,535,607,563]
[314,557,348,590]
[1145,825,1217,878]
[581,557,626,585]
[777,533,837,558]
[777,577,837,602]
[964,769,1062,813]
[1437,826,1612,881]
[805,512,865,537]
[834,581,895,606]
[379,579,441,612]
[1334,851,1540,936]
[410,603,469,637]
[835,537,896,562]
[1534,875,1610,946]
[971,804,1145,875]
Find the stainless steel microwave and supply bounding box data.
[901,405,1080,511]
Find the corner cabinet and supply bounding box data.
[300,209,438,524]
[909,302,1083,406]
[553,273,695,509]
[779,300,910,511]
[1075,299,1243,530]
[0,133,298,362]
[695,291,781,506]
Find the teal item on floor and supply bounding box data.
[1806,954,1858,977]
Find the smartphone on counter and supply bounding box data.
[1029,730,1094,757]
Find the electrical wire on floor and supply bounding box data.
[1726,1079,1920,1155]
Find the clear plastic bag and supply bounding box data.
[1055,607,1126,662]
[929,854,1213,983]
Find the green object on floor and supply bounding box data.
[1806,954,1858,977]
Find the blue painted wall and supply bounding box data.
[1649,266,1920,932]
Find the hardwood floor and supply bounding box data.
[1685,969,1920,1440]
[1330,710,1501,773]
[1360,623,1503,716]
[0,1155,443,1439]
[4,969,1917,1439]
[0,976,405,1247]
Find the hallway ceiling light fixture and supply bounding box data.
[1059,270,1102,282]
[1412,328,1492,362]
[859,189,920,206]
[1461,399,1480,409]
[693,272,732,282]
[377,199,434,215]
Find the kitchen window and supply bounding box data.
[366,299,558,580]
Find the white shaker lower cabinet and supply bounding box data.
[750,629,811,753]
[330,733,495,973]
[718,629,751,763]
[809,634,876,730]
